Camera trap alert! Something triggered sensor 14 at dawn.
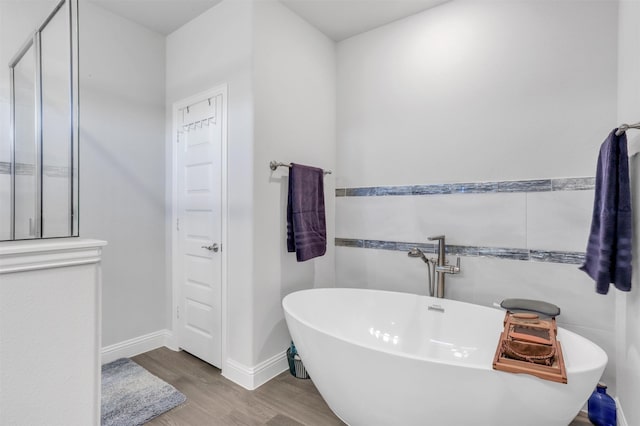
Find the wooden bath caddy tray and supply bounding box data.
[493,312,567,384]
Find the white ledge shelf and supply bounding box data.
[0,237,106,425]
[0,238,107,274]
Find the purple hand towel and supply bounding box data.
[287,163,327,262]
[579,129,632,294]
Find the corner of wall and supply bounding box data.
[250,0,337,370]
[616,397,629,426]
[222,351,288,390]
[615,1,640,425]
[101,330,173,365]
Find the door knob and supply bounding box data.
[201,243,219,252]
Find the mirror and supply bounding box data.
[2,0,79,241]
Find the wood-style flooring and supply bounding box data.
[132,347,592,425]
[133,348,342,425]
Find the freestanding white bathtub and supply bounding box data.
[282,288,607,426]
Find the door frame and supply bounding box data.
[169,84,228,372]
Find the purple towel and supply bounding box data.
[579,129,632,294]
[287,163,326,262]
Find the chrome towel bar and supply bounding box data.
[616,121,640,136]
[270,160,332,175]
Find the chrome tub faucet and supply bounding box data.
[427,235,461,298]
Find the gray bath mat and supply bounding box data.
[102,358,186,426]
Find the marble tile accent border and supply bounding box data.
[336,177,595,197]
[43,165,73,178]
[335,238,585,265]
[551,177,596,191]
[14,162,35,176]
[0,161,72,178]
[0,161,10,175]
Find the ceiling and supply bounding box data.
[89,0,449,40]
[281,0,449,41]
[88,0,224,35]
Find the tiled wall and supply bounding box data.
[334,175,617,390]
[0,162,73,177]
[334,0,619,396]
[336,176,593,264]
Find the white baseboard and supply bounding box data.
[102,331,287,390]
[615,397,628,426]
[101,329,172,364]
[222,350,288,390]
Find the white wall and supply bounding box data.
[616,1,640,424]
[337,0,617,187]
[252,0,336,364]
[80,2,167,347]
[336,0,619,390]
[166,0,255,367]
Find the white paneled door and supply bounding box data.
[175,89,225,368]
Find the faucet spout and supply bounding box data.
[428,235,446,263]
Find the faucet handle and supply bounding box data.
[434,257,462,274]
[427,235,445,241]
